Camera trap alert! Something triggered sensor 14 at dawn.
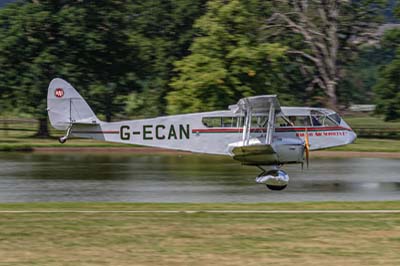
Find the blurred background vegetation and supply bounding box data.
[0,0,399,137]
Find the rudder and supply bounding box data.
[47,78,99,130]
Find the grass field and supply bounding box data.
[0,136,132,151]
[328,138,400,152]
[0,202,399,266]
[346,115,400,129]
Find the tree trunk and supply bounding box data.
[35,117,50,138]
[105,111,112,122]
[326,81,338,111]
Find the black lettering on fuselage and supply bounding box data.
[179,124,190,139]
[168,125,177,140]
[120,125,130,140]
[156,125,166,140]
[143,125,153,140]
[139,124,190,141]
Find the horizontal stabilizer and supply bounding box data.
[71,119,100,125]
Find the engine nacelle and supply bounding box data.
[256,169,289,191]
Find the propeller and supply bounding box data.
[304,128,310,168]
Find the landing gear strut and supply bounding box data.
[58,125,72,144]
[255,166,289,191]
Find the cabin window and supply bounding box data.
[323,117,337,126]
[311,115,322,126]
[287,116,311,126]
[251,116,268,127]
[237,117,244,127]
[202,117,221,127]
[202,117,241,128]
[222,117,238,127]
[328,113,341,124]
[311,111,339,126]
[275,116,291,127]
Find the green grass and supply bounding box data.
[0,137,133,151]
[1,201,400,211]
[0,202,399,266]
[328,138,400,152]
[346,115,400,129]
[345,115,400,139]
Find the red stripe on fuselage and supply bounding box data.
[191,126,352,133]
[275,126,352,132]
[73,130,120,134]
[192,128,242,133]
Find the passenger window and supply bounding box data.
[328,113,341,124]
[251,116,268,127]
[275,116,290,127]
[287,116,311,126]
[202,117,241,128]
[236,117,243,127]
[310,111,339,126]
[202,117,221,128]
[324,117,337,126]
[311,115,322,126]
[222,117,236,127]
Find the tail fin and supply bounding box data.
[47,78,100,130]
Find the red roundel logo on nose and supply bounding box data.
[55,88,64,98]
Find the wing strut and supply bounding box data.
[242,98,252,146]
[265,103,275,145]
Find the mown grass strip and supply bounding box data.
[0,201,399,211]
[0,202,399,266]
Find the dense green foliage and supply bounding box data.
[0,0,398,135]
[374,49,400,120]
[374,15,400,120]
[167,0,294,114]
[338,45,394,106]
[0,0,206,135]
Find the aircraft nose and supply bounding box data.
[349,130,357,144]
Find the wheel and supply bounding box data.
[255,169,289,191]
[266,184,287,191]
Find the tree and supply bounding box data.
[123,0,207,117]
[0,3,19,115]
[374,50,400,121]
[373,25,400,121]
[167,0,291,114]
[0,1,62,136]
[265,0,386,110]
[57,0,144,122]
[338,45,394,106]
[0,0,207,130]
[0,1,143,135]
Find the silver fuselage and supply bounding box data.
[70,107,356,165]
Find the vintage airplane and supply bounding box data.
[47,78,356,191]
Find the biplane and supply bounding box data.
[47,78,356,191]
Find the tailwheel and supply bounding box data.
[255,168,289,191]
[58,125,72,144]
